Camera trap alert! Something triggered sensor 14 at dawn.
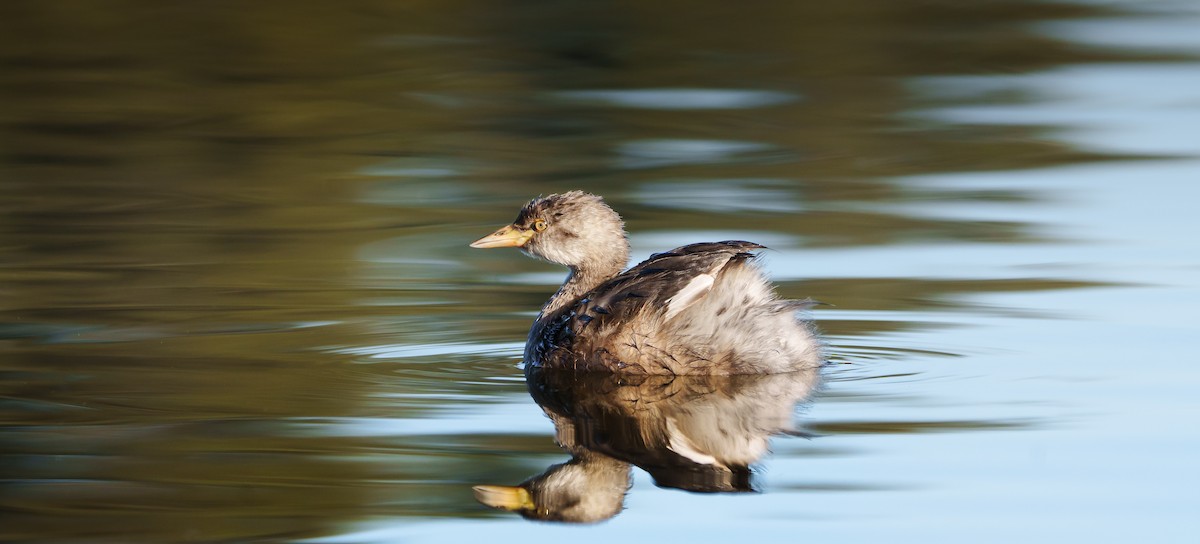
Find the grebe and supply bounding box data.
[471,191,821,375]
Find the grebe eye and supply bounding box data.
[533,219,548,232]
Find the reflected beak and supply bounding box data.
[470,224,533,249]
[473,485,535,511]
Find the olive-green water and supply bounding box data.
[2,1,1198,542]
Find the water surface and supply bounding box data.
[2,1,1198,542]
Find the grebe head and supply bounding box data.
[470,191,630,274]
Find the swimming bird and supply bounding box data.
[470,191,821,374]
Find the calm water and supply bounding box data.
[2,0,1199,542]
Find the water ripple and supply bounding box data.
[616,139,788,169]
[334,341,525,360]
[549,88,800,110]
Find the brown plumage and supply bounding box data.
[471,191,821,375]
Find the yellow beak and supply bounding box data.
[470,224,533,248]
[472,485,535,511]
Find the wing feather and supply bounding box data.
[664,274,715,320]
[560,241,765,339]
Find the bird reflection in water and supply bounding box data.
[474,364,820,523]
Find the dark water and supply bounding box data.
[2,1,1198,542]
